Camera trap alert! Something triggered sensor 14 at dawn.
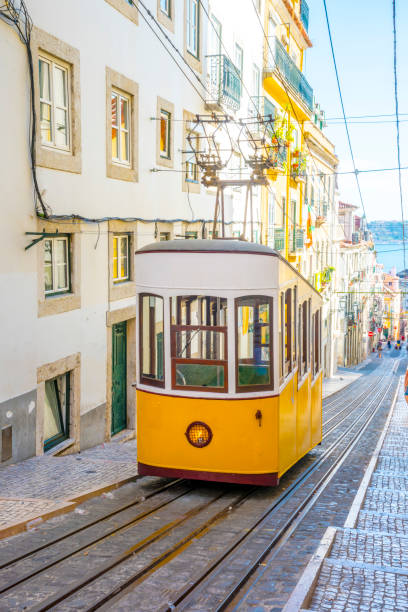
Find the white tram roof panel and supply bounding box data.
[136,239,278,256]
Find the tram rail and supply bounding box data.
[0,358,401,611]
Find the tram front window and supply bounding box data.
[140,294,164,387]
[236,296,273,390]
[171,296,227,391]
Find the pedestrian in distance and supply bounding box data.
[405,368,408,404]
[377,341,382,359]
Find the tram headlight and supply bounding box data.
[185,421,212,448]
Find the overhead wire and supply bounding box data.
[391,0,406,272]
[322,0,368,222]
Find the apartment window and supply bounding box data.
[113,235,130,282]
[44,236,70,296]
[234,44,243,78]
[160,0,170,17]
[186,0,199,57]
[160,232,171,241]
[44,372,70,451]
[160,110,171,159]
[39,56,70,150]
[111,90,130,165]
[185,231,198,239]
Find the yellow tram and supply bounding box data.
[135,240,322,486]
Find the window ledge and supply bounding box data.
[38,293,81,317]
[45,437,75,456]
[110,280,136,302]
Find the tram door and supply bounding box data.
[111,321,127,435]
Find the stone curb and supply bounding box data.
[282,374,401,612]
[0,473,139,541]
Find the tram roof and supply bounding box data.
[136,239,278,256]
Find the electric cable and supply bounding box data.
[392,0,406,272]
[322,0,368,222]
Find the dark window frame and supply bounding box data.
[235,295,274,393]
[44,372,70,451]
[139,293,165,388]
[170,296,228,393]
[44,234,72,297]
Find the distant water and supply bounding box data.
[374,241,406,273]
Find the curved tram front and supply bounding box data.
[135,239,322,486]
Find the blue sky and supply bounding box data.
[303,0,408,222]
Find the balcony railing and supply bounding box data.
[207,55,242,111]
[248,96,276,120]
[274,227,285,251]
[300,0,309,32]
[290,152,307,181]
[270,138,288,170]
[266,37,313,111]
[290,228,304,252]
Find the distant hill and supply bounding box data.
[368,220,407,242]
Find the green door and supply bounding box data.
[112,321,127,435]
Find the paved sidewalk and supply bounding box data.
[285,377,408,611]
[0,438,138,539]
[322,368,363,399]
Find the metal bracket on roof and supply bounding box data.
[25,231,61,251]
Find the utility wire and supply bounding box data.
[392,0,406,272]
[322,0,368,222]
[325,112,408,121]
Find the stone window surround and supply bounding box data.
[37,220,81,318]
[106,67,139,182]
[105,306,137,441]
[183,0,202,74]
[182,109,200,194]
[104,0,139,25]
[36,352,81,456]
[31,27,81,174]
[157,0,175,32]
[156,97,175,168]
[108,220,136,302]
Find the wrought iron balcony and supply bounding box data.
[300,0,309,32]
[265,37,313,111]
[248,96,276,119]
[290,151,307,181]
[290,227,304,252]
[274,227,285,251]
[206,55,242,111]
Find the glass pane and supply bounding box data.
[111,94,118,127]
[44,380,63,442]
[175,363,224,388]
[56,262,68,290]
[120,97,128,130]
[55,108,68,146]
[44,240,53,291]
[120,237,128,279]
[174,330,225,360]
[112,127,118,159]
[160,113,168,156]
[40,102,52,143]
[53,66,67,107]
[121,130,129,162]
[113,238,118,279]
[55,239,67,266]
[141,295,164,381]
[39,60,50,100]
[171,296,227,326]
[237,297,271,387]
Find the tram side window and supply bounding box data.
[301,301,308,375]
[293,287,297,366]
[170,296,228,391]
[284,288,292,376]
[140,294,164,387]
[279,293,284,383]
[313,308,321,377]
[236,295,273,390]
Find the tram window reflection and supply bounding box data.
[170,296,228,391]
[236,296,273,390]
[140,294,164,386]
